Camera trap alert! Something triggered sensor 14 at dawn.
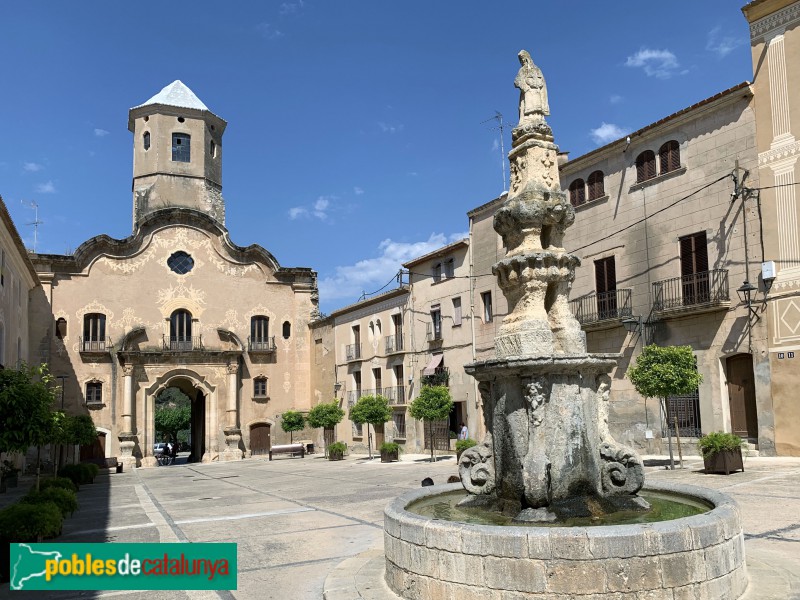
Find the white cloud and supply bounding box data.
[625,48,681,79]
[318,233,456,303]
[491,138,499,152]
[288,206,307,219]
[279,0,304,14]
[289,195,337,221]
[23,162,43,172]
[378,121,403,134]
[609,95,623,104]
[94,128,110,137]
[589,122,629,146]
[256,22,283,39]
[706,27,743,59]
[354,186,364,195]
[35,181,56,194]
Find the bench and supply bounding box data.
[269,443,305,461]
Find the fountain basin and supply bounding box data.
[384,481,747,599]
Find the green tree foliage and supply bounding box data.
[409,385,453,462]
[156,387,191,408]
[627,345,702,400]
[307,400,345,429]
[154,405,191,446]
[65,415,98,447]
[280,410,306,443]
[350,394,393,459]
[0,364,57,455]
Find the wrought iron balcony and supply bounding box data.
[347,389,362,406]
[383,385,406,405]
[420,366,449,387]
[652,269,729,314]
[569,289,633,327]
[426,323,443,342]
[162,335,203,351]
[385,334,404,354]
[79,338,111,353]
[248,336,276,353]
[345,343,362,361]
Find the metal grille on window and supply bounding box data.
[393,412,406,438]
[254,378,268,397]
[167,251,194,275]
[664,390,702,438]
[172,133,191,162]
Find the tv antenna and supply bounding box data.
[21,200,43,252]
[481,111,508,193]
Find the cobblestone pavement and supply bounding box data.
[1,453,798,599]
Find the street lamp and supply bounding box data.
[621,316,642,335]
[55,375,68,410]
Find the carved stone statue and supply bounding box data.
[514,50,549,125]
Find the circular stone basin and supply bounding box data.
[384,481,748,599]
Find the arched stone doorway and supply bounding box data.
[143,369,217,467]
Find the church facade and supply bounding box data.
[28,82,319,469]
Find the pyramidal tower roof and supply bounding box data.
[133,80,209,111]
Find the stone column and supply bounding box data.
[118,364,139,470]
[140,392,158,468]
[222,361,243,461]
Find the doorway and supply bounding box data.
[80,432,106,463]
[190,390,206,462]
[726,354,758,440]
[250,423,271,456]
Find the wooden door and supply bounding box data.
[594,257,617,319]
[250,424,271,456]
[680,232,709,305]
[727,354,758,439]
[80,432,106,462]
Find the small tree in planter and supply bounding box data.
[280,410,306,444]
[627,345,702,469]
[698,432,744,475]
[306,400,345,457]
[409,385,453,463]
[349,394,392,459]
[380,442,400,463]
[327,441,347,461]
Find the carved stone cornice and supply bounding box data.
[750,2,800,39]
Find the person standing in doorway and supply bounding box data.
[459,422,468,441]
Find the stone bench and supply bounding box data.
[269,444,305,461]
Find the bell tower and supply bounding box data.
[128,81,227,228]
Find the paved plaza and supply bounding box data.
[1,453,799,599]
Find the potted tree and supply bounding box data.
[306,400,345,457]
[349,394,392,459]
[627,344,703,469]
[327,441,347,461]
[409,385,453,463]
[280,410,306,444]
[379,442,400,463]
[698,432,744,475]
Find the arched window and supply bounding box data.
[636,150,656,183]
[172,133,191,162]
[143,132,150,151]
[86,381,103,405]
[210,139,217,158]
[170,309,193,350]
[587,171,605,201]
[250,316,272,351]
[253,377,268,398]
[56,317,67,339]
[83,313,106,351]
[569,179,586,207]
[659,140,680,174]
[282,321,291,339]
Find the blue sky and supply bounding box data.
[1,1,752,314]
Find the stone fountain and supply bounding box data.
[383,51,748,599]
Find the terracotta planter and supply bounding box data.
[380,450,399,463]
[703,448,744,475]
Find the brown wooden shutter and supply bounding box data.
[660,141,679,174]
[594,257,616,293]
[588,171,604,200]
[569,179,585,207]
[680,232,708,275]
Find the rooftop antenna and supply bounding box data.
[482,111,508,193]
[21,200,43,252]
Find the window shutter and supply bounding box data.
[680,232,708,275]
[594,257,616,294]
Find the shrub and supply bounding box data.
[36,477,78,493]
[58,463,95,485]
[380,442,400,454]
[22,487,78,518]
[697,432,743,458]
[0,502,63,541]
[83,463,100,479]
[455,439,477,456]
[328,441,347,457]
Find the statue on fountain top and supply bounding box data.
[515,50,549,126]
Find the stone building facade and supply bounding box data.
[743,0,800,454]
[28,82,319,468]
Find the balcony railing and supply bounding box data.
[426,323,443,342]
[162,335,203,351]
[345,343,362,361]
[347,389,362,406]
[248,336,276,353]
[385,334,404,354]
[420,367,449,387]
[360,388,382,398]
[652,269,729,312]
[383,385,406,405]
[79,338,111,353]
[569,289,633,326]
